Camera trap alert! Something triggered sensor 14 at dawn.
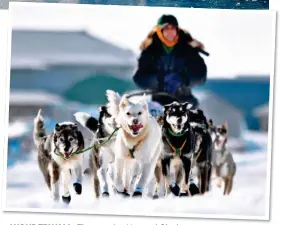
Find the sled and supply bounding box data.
[127,90,193,119]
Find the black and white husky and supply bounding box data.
[189,108,213,194]
[156,101,199,197]
[33,109,85,204]
[74,105,117,198]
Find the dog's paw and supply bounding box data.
[51,193,60,202]
[101,188,109,197]
[189,183,200,196]
[62,195,71,204]
[152,194,159,200]
[132,187,142,198]
[116,188,130,197]
[179,192,189,197]
[216,177,223,188]
[102,192,110,197]
[132,191,142,197]
[169,183,180,196]
[73,182,82,195]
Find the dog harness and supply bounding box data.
[126,140,143,159]
[194,148,202,164]
[164,129,188,157]
[166,137,187,157]
[54,127,120,160]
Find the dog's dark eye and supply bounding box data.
[218,128,226,133]
[60,138,64,142]
[126,112,131,116]
[138,112,142,116]
[69,137,74,142]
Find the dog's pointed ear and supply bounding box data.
[182,101,189,109]
[119,94,129,110]
[184,102,193,110]
[198,109,204,115]
[208,119,213,126]
[163,104,170,114]
[55,123,61,132]
[141,101,148,110]
[99,105,107,112]
[222,120,228,129]
[181,102,187,109]
[143,93,146,99]
[138,95,148,110]
[71,123,78,129]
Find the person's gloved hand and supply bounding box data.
[163,73,182,94]
[175,84,191,97]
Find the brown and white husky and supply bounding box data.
[33,109,85,204]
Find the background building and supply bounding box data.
[253,103,269,131]
[10,29,270,132]
[11,29,137,105]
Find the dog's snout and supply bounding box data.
[177,117,182,124]
[215,134,220,140]
[133,119,138,125]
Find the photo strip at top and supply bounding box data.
[9,0,269,10]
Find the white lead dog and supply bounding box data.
[106,90,162,197]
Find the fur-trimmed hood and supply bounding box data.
[140,26,205,51]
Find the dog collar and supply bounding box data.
[168,128,185,137]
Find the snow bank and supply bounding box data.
[4,132,270,219]
[8,121,29,138]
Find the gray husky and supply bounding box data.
[33,109,85,204]
[210,120,236,195]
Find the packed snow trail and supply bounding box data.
[5,132,269,218]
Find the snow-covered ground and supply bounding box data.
[4,131,270,219]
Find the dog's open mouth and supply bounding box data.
[172,124,183,132]
[128,124,143,135]
[215,139,223,145]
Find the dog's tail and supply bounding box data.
[74,112,98,133]
[106,90,122,119]
[33,109,46,149]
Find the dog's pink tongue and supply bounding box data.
[131,124,143,131]
[65,152,71,157]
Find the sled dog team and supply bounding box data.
[33,90,236,204]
